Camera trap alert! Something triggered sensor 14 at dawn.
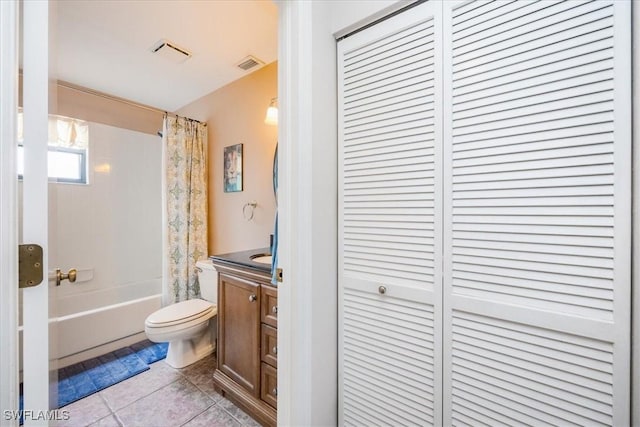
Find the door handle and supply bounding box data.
[53,268,77,286]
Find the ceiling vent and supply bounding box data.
[236,55,264,71]
[151,39,192,64]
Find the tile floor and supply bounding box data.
[53,355,260,427]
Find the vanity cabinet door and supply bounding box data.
[218,273,261,397]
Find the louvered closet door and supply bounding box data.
[443,1,631,425]
[338,1,442,426]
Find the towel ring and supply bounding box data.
[243,201,257,221]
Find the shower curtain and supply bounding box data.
[162,114,208,304]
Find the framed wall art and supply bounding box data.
[224,143,243,192]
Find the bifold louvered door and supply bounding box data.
[339,0,631,425]
[442,0,631,426]
[338,1,443,425]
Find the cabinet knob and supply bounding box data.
[273,346,278,355]
[273,388,278,397]
[378,286,387,295]
[272,305,278,314]
[249,294,257,302]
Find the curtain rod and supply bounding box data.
[58,80,165,114]
[162,111,206,125]
[57,80,206,125]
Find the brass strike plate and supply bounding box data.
[18,244,43,288]
[276,268,283,283]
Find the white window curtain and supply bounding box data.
[162,114,208,304]
[17,109,88,148]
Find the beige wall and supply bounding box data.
[55,83,164,135]
[178,62,278,255]
[19,76,164,135]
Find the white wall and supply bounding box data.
[328,0,403,36]
[19,122,162,320]
[278,1,406,426]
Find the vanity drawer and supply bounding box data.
[261,285,278,327]
[261,362,277,409]
[261,324,278,368]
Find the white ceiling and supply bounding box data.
[54,0,278,112]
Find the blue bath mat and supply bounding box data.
[58,347,150,407]
[57,341,168,407]
[130,339,169,364]
[19,340,169,420]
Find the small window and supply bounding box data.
[17,111,89,184]
[17,146,87,184]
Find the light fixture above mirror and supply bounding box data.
[264,97,278,126]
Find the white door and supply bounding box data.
[0,0,21,422]
[442,0,631,425]
[1,1,56,425]
[338,0,632,425]
[338,2,443,425]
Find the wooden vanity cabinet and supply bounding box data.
[217,273,261,395]
[212,263,277,427]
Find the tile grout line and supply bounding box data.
[114,374,217,427]
[69,356,255,427]
[177,365,220,427]
[175,359,256,427]
[105,376,183,418]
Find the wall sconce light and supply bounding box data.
[264,97,278,126]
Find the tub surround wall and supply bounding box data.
[18,122,162,363]
[49,122,162,315]
[177,62,278,255]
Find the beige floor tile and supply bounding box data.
[49,351,256,427]
[100,362,181,412]
[181,404,242,427]
[217,398,262,427]
[178,356,222,401]
[54,393,111,427]
[88,414,122,427]
[116,378,213,427]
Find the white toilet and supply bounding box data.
[145,259,218,369]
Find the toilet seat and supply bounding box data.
[145,299,215,328]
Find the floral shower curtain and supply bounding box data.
[162,114,208,304]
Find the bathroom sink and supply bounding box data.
[250,253,272,265]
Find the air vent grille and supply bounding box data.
[237,55,264,71]
[150,39,192,63]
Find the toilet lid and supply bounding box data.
[146,299,215,327]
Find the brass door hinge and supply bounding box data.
[18,244,43,288]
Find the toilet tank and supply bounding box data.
[196,259,218,304]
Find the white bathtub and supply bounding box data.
[20,279,162,369]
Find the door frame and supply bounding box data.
[275,1,411,425]
[21,0,52,419]
[0,0,20,423]
[276,1,340,425]
[632,1,639,424]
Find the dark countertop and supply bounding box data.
[209,247,272,275]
